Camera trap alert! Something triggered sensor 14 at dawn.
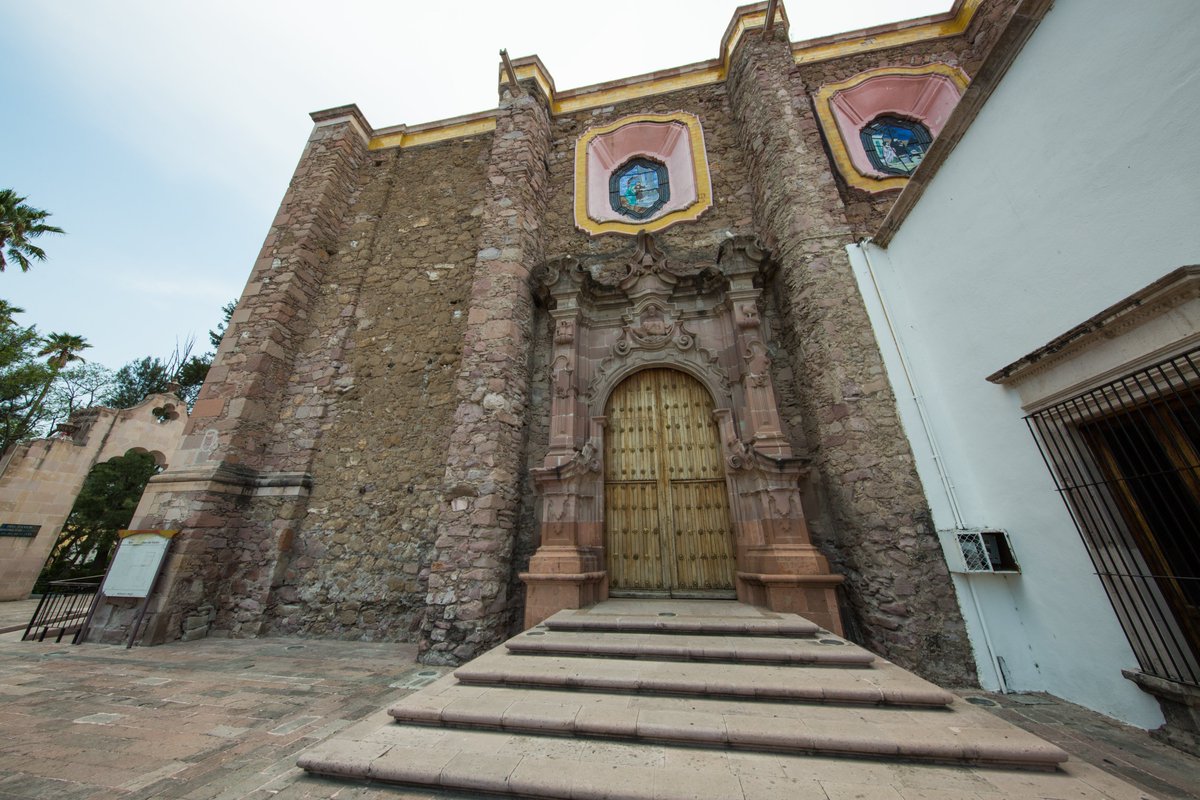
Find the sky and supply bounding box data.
[0,0,950,371]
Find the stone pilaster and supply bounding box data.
[93,107,371,645]
[725,23,976,684]
[419,81,552,664]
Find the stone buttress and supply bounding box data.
[87,107,370,644]
[724,21,975,685]
[418,78,553,664]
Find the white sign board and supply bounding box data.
[101,533,170,598]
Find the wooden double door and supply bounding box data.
[603,368,737,596]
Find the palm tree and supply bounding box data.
[0,189,65,272]
[12,332,91,443]
[0,300,24,326]
[38,332,90,370]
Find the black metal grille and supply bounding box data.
[1026,348,1200,687]
[22,576,102,644]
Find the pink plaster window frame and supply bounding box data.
[586,121,699,225]
[827,70,965,181]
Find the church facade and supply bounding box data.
[90,0,1022,693]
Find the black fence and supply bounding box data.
[1026,348,1200,687]
[22,575,102,644]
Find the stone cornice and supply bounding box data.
[792,0,979,66]
[987,266,1200,385]
[309,104,373,144]
[363,0,988,152]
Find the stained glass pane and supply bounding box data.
[859,116,933,176]
[609,157,670,220]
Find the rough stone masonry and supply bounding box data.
[92,1,1022,688]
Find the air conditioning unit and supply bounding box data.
[939,528,1021,574]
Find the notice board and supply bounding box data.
[101,532,172,598]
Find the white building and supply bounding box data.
[850,0,1200,752]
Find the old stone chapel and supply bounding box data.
[89,0,1020,692]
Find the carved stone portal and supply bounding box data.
[520,233,843,632]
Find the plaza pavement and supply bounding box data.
[0,603,1196,799]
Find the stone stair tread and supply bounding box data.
[455,650,955,706]
[544,608,820,637]
[299,732,757,799]
[508,628,875,665]
[386,683,1066,768]
[299,725,1091,799]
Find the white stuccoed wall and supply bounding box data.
[848,0,1200,728]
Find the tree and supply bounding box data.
[104,337,210,411]
[0,190,64,272]
[11,332,91,446]
[36,450,160,585]
[0,303,53,452]
[209,299,238,350]
[40,362,115,434]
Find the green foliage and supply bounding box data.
[104,346,210,412]
[41,362,115,433]
[0,189,64,272]
[104,356,172,409]
[209,300,238,350]
[0,303,53,452]
[37,450,160,584]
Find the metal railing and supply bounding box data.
[22,575,103,644]
[1025,348,1200,687]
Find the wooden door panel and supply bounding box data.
[605,481,666,590]
[670,480,736,590]
[604,368,735,595]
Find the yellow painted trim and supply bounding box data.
[555,67,723,115]
[813,63,969,194]
[513,63,556,104]
[722,9,772,68]
[119,529,180,539]
[573,112,713,237]
[368,117,497,151]
[363,2,978,151]
[794,0,981,65]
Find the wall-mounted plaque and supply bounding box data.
[0,524,40,538]
[101,532,172,598]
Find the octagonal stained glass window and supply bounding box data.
[860,116,933,176]
[609,157,670,220]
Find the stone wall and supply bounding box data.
[101,110,373,645]
[725,26,976,685]
[419,85,553,664]
[268,135,489,640]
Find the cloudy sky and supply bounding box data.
[1,0,949,370]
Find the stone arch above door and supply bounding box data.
[520,233,845,632]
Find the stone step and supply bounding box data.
[507,628,875,666]
[454,650,955,706]
[386,683,1068,769]
[543,607,820,637]
[299,726,1071,799]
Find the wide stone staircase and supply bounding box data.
[297,601,1151,799]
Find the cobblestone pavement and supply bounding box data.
[0,626,1196,799]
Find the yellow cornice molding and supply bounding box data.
[794,0,982,66]
[573,112,713,237]
[365,0,982,151]
[814,63,969,194]
[368,113,498,151]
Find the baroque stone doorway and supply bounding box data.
[604,368,736,596]
[520,233,845,633]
